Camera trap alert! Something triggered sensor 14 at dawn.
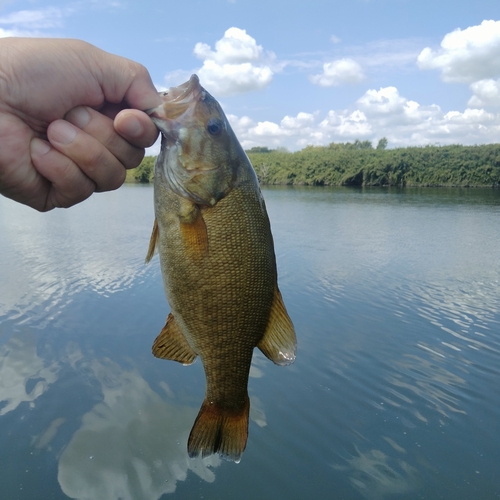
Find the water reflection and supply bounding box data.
[0,330,270,499]
[386,354,467,418]
[410,278,500,355]
[1,187,500,499]
[0,192,156,323]
[58,354,221,500]
[33,417,66,450]
[333,444,420,500]
[0,333,59,416]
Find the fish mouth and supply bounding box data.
[147,74,204,123]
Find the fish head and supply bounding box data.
[148,75,244,207]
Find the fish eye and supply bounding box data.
[206,118,223,136]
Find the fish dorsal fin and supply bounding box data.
[145,218,159,264]
[152,313,197,365]
[258,287,296,366]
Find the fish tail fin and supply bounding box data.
[187,397,249,463]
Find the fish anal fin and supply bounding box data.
[152,313,197,365]
[145,219,159,264]
[258,286,296,366]
[188,396,249,463]
[179,212,209,262]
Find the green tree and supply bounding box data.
[376,137,388,150]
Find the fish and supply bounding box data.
[146,75,296,462]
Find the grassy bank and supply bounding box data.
[126,143,500,187]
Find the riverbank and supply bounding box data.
[126,143,500,187]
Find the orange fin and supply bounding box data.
[180,212,209,262]
[152,313,197,365]
[257,286,296,366]
[187,397,249,463]
[145,219,159,264]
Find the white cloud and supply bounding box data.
[417,20,500,83]
[194,27,263,64]
[281,112,316,129]
[357,86,407,115]
[443,108,495,124]
[310,58,365,87]
[357,87,441,127]
[320,109,372,138]
[0,7,65,30]
[194,27,274,96]
[0,27,25,37]
[227,86,500,151]
[468,79,500,108]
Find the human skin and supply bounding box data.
[0,37,162,211]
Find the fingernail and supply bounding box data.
[50,120,77,145]
[30,138,51,156]
[66,106,91,128]
[120,115,144,138]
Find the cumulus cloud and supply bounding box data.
[310,58,365,87]
[319,110,372,139]
[281,112,316,129]
[194,27,274,96]
[357,87,442,126]
[417,20,500,83]
[468,79,500,108]
[227,86,500,151]
[357,86,407,115]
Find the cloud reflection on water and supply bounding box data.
[33,417,66,450]
[410,278,500,356]
[0,194,155,323]
[58,355,221,500]
[385,354,467,419]
[0,330,269,499]
[0,333,59,415]
[333,444,420,500]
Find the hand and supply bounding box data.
[0,38,161,211]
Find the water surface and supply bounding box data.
[1,185,499,499]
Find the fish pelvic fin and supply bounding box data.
[152,313,197,365]
[258,286,297,366]
[145,218,159,264]
[187,397,250,463]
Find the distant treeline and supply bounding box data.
[126,140,500,187]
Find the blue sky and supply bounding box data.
[1,0,500,151]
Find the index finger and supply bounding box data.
[93,52,162,111]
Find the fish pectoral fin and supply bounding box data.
[179,207,209,262]
[152,313,197,365]
[145,218,159,264]
[258,286,296,366]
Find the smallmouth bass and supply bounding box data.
[146,75,296,462]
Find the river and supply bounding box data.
[0,185,499,500]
